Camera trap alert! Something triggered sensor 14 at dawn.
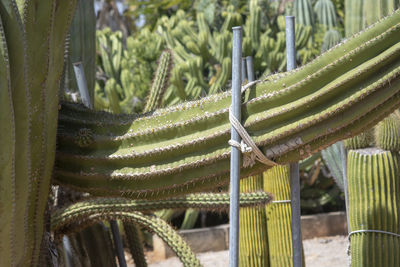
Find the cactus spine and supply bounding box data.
[57,11,400,199]
[347,149,400,267]
[239,175,270,267]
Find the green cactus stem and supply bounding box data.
[56,10,400,199]
[345,0,400,37]
[374,110,400,150]
[264,165,293,267]
[51,192,271,230]
[123,222,148,267]
[239,175,269,267]
[79,224,118,267]
[143,50,173,113]
[67,0,96,103]
[54,210,201,267]
[314,0,337,28]
[0,1,77,266]
[347,149,400,267]
[293,0,315,26]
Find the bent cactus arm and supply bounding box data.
[56,10,400,199]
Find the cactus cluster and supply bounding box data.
[95,28,165,113]
[345,0,400,37]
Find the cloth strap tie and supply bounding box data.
[228,79,277,168]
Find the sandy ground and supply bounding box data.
[146,235,348,267]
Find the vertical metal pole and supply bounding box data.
[62,236,73,267]
[110,220,127,267]
[246,56,255,82]
[229,26,242,267]
[286,16,303,267]
[241,57,247,83]
[340,144,351,233]
[73,62,127,267]
[73,62,93,109]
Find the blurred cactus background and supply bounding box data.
[2,0,400,266]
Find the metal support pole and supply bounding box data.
[340,144,351,234]
[246,56,255,82]
[73,62,127,267]
[62,236,73,267]
[285,16,303,267]
[110,220,127,267]
[73,62,93,109]
[241,57,247,83]
[229,26,242,267]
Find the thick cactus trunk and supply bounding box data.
[57,10,400,199]
[0,1,77,266]
[264,165,305,267]
[264,165,293,267]
[67,0,96,103]
[239,175,269,267]
[347,149,400,267]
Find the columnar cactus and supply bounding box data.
[293,0,315,26]
[345,0,400,36]
[347,149,400,266]
[67,0,96,103]
[56,10,400,200]
[345,112,400,267]
[314,0,337,28]
[0,0,77,266]
[239,175,270,267]
[264,165,305,267]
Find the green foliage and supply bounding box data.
[321,142,345,191]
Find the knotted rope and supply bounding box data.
[228,80,278,168]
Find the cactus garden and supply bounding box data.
[1,0,400,266]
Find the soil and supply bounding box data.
[145,235,349,267]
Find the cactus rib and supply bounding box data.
[347,149,400,266]
[0,15,15,267]
[55,11,400,199]
[53,211,201,267]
